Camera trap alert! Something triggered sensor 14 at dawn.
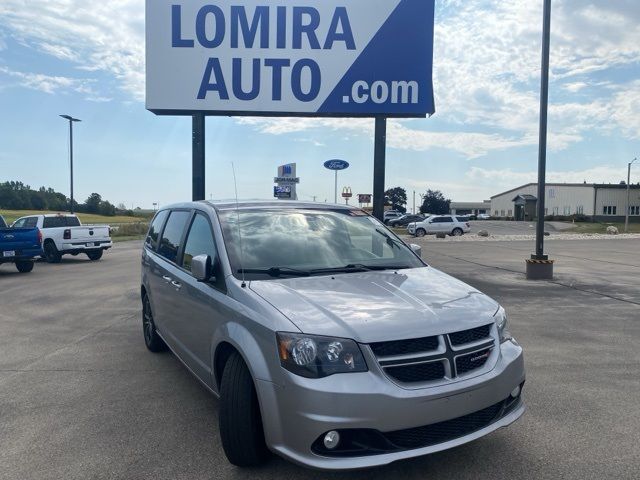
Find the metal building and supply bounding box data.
[490,183,640,222]
[449,201,491,216]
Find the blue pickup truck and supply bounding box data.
[0,215,43,273]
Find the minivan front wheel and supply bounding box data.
[142,294,167,352]
[415,228,426,237]
[219,352,269,467]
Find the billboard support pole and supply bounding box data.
[192,113,205,201]
[373,117,387,221]
[527,0,554,280]
[334,170,338,204]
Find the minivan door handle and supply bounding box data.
[162,275,172,282]
[171,280,182,290]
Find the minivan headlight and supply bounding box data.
[494,306,512,343]
[276,333,368,378]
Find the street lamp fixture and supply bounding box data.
[625,158,637,233]
[60,115,82,214]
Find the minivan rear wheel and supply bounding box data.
[219,352,269,467]
[142,294,167,352]
[452,228,464,236]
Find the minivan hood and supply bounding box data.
[249,267,499,344]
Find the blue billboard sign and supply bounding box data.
[146,0,435,118]
[324,160,350,171]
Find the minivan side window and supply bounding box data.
[12,218,26,228]
[146,210,169,250]
[181,213,219,273]
[158,211,191,263]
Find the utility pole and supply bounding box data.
[625,158,637,233]
[60,115,81,213]
[413,190,416,214]
[526,0,554,280]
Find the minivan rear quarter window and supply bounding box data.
[146,210,169,250]
[158,211,191,263]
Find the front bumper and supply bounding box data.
[256,340,524,470]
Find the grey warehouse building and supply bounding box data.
[491,183,640,222]
[449,201,491,216]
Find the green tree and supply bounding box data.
[384,187,408,214]
[84,193,102,214]
[420,190,451,215]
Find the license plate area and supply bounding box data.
[3,251,16,258]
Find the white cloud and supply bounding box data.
[0,0,144,99]
[1,66,78,94]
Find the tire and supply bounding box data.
[142,294,167,353]
[15,261,34,273]
[416,228,426,237]
[452,228,464,237]
[219,352,269,467]
[86,250,103,261]
[44,241,62,264]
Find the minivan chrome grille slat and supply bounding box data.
[369,324,495,385]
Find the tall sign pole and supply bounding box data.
[373,117,387,221]
[192,113,205,201]
[527,0,554,280]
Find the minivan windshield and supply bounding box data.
[218,208,424,280]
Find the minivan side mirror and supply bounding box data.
[410,244,422,257]
[192,254,214,282]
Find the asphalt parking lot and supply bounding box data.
[1,239,639,479]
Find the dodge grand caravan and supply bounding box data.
[140,201,525,470]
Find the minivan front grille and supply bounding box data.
[385,361,445,383]
[369,324,495,385]
[369,335,439,357]
[449,324,491,346]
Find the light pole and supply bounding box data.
[60,115,81,213]
[625,158,637,233]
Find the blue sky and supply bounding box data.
[1,0,639,210]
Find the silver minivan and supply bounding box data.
[141,201,525,470]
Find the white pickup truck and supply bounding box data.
[12,214,112,263]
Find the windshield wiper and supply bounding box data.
[237,267,311,277]
[310,264,412,275]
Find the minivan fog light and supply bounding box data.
[323,431,340,450]
[511,385,521,398]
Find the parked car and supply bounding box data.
[141,201,524,470]
[477,213,491,220]
[408,215,471,237]
[12,214,111,263]
[387,214,424,228]
[383,210,403,224]
[0,215,42,273]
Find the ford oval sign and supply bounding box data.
[324,160,350,171]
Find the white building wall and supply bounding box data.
[491,185,595,217]
[596,187,640,217]
[546,186,594,216]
